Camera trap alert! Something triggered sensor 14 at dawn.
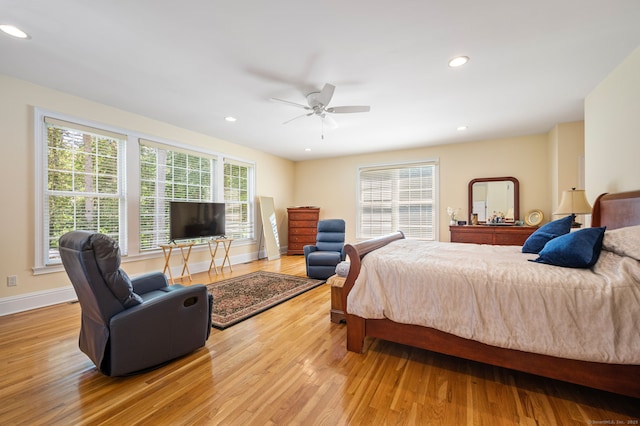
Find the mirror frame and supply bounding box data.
[258,196,281,260]
[468,176,519,224]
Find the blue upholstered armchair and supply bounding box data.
[304,219,346,279]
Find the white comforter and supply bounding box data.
[346,227,640,364]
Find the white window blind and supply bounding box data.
[44,117,125,263]
[139,139,216,250]
[358,162,436,239]
[223,159,254,240]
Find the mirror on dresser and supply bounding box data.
[468,177,519,224]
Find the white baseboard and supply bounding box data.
[0,250,266,316]
[0,286,78,316]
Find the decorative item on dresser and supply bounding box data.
[450,225,538,246]
[287,207,320,255]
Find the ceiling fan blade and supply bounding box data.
[317,83,335,107]
[322,114,338,129]
[326,105,371,114]
[282,112,313,125]
[271,97,311,110]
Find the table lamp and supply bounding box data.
[554,188,592,228]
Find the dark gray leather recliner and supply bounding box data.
[303,219,346,280]
[59,230,211,376]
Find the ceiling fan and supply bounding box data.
[271,83,370,128]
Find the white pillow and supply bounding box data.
[601,225,640,261]
[335,261,350,277]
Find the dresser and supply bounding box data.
[450,225,538,246]
[287,207,320,255]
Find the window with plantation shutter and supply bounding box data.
[358,162,437,240]
[43,117,125,264]
[139,140,216,250]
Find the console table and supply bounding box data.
[207,238,233,274]
[160,242,194,284]
[450,225,538,246]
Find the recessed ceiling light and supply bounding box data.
[0,24,30,39]
[448,56,469,68]
[457,126,468,131]
[224,116,237,122]
[304,148,311,152]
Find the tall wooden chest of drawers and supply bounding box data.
[287,207,320,255]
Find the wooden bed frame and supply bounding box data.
[342,190,640,398]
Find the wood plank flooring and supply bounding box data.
[0,255,638,425]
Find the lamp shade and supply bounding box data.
[555,189,592,215]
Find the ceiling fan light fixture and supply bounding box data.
[272,82,370,128]
[448,56,469,68]
[0,24,30,39]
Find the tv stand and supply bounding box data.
[207,238,233,275]
[159,242,194,284]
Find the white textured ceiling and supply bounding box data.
[2,0,640,161]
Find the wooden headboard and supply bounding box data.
[591,190,640,229]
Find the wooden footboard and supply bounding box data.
[341,189,640,398]
[342,231,405,353]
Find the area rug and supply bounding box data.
[206,271,325,329]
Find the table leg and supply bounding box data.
[207,240,220,275]
[220,240,233,272]
[161,245,175,284]
[179,244,193,282]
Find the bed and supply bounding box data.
[341,190,640,398]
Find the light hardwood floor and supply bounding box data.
[0,255,638,425]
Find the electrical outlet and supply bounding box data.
[7,275,17,287]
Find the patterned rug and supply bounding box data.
[206,271,325,329]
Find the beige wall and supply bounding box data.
[0,75,295,302]
[547,121,587,223]
[294,134,551,244]
[585,46,640,200]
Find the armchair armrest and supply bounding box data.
[303,245,318,257]
[131,271,168,295]
[111,284,208,330]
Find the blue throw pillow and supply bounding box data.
[531,226,606,268]
[522,214,574,254]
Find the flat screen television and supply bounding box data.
[169,201,226,242]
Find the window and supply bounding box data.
[358,162,437,240]
[138,144,255,248]
[223,160,254,240]
[139,140,216,250]
[41,117,126,264]
[35,109,258,271]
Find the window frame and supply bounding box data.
[222,158,255,241]
[34,110,129,269]
[138,139,218,251]
[356,160,439,241]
